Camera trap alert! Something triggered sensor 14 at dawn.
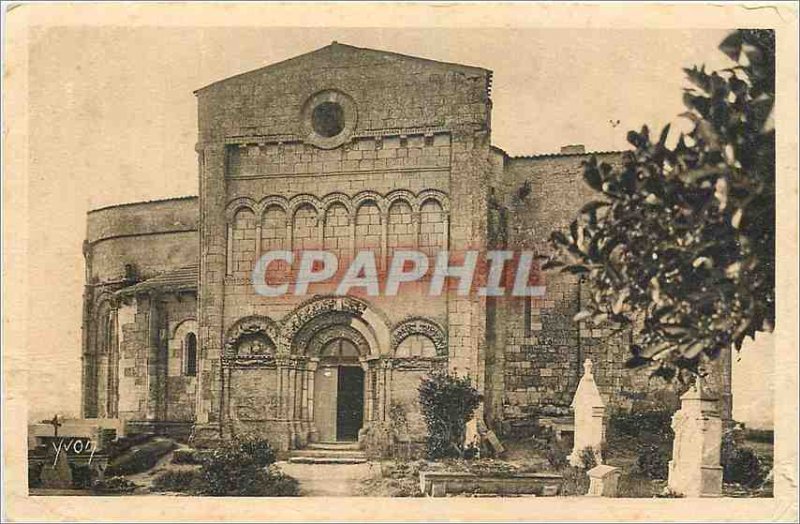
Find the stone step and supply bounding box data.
[306,442,361,451]
[287,456,368,465]
[291,449,366,459]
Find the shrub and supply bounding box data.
[171,449,203,465]
[607,408,674,446]
[151,469,205,494]
[636,443,670,480]
[418,371,482,459]
[545,438,570,471]
[28,462,43,488]
[69,464,97,489]
[579,447,598,470]
[608,404,674,480]
[92,476,138,494]
[263,466,301,497]
[105,438,176,476]
[743,428,774,444]
[199,437,298,496]
[560,466,591,496]
[722,437,766,488]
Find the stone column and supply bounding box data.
[96,353,109,418]
[195,143,227,438]
[307,358,319,442]
[667,378,723,497]
[146,292,162,421]
[569,359,606,466]
[107,307,120,418]
[380,211,388,273]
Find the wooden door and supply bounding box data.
[314,365,338,442]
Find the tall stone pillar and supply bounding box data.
[146,293,162,421]
[667,379,723,497]
[193,143,227,443]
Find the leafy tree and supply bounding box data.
[418,371,482,459]
[546,30,775,378]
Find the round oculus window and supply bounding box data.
[301,90,357,149]
[311,101,345,138]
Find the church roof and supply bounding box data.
[194,41,491,94]
[117,265,198,296]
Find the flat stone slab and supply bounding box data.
[307,442,361,451]
[288,456,368,465]
[420,471,563,497]
[291,449,367,459]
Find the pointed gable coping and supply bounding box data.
[193,41,492,96]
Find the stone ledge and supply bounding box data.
[419,471,563,497]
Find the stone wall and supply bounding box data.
[112,293,198,423]
[196,43,490,143]
[195,42,493,434]
[494,151,657,434]
[86,197,198,282]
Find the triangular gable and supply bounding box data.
[194,41,490,95]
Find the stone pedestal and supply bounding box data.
[569,359,606,466]
[586,464,621,497]
[667,379,723,497]
[39,451,73,489]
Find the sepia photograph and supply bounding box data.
[3,2,798,522]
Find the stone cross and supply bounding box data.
[569,358,606,467]
[667,378,723,497]
[43,415,62,438]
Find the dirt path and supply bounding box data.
[277,461,379,497]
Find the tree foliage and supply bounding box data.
[418,371,482,459]
[546,30,775,377]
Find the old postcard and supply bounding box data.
[3,2,798,522]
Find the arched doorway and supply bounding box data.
[314,338,364,442]
[277,296,392,447]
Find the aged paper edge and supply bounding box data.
[2,2,798,522]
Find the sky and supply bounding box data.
[24,25,773,427]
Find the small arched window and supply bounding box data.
[185,333,198,376]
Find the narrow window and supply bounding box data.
[185,333,198,376]
[524,297,532,338]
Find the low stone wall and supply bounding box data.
[419,471,563,497]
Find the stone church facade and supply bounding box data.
[81,43,673,452]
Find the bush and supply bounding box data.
[545,438,570,471]
[743,428,774,444]
[69,464,97,489]
[608,409,674,445]
[106,438,176,476]
[579,447,598,470]
[560,466,591,496]
[28,462,43,488]
[608,405,673,480]
[636,443,670,480]
[171,449,203,465]
[418,371,482,459]
[263,466,301,497]
[151,469,205,494]
[722,438,766,488]
[92,476,138,494]
[199,437,298,496]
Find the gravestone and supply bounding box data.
[569,359,606,467]
[667,379,723,497]
[586,464,621,497]
[39,448,73,489]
